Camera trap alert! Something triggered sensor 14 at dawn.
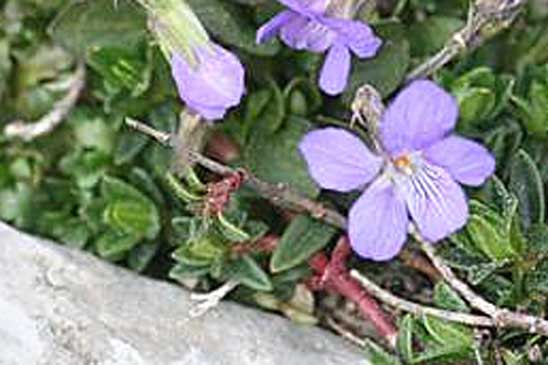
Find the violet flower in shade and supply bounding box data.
[256,0,382,95]
[299,80,496,261]
[145,0,245,120]
[170,45,245,120]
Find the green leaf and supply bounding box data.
[127,167,166,206]
[362,338,401,365]
[71,112,115,153]
[241,81,286,144]
[216,212,251,242]
[102,175,153,202]
[49,0,146,56]
[433,282,469,312]
[103,199,160,240]
[186,0,280,56]
[283,78,322,117]
[169,263,210,282]
[413,316,475,363]
[343,22,410,102]
[270,215,336,273]
[397,315,414,363]
[245,116,320,198]
[511,80,548,137]
[0,39,11,100]
[508,149,545,230]
[228,255,273,291]
[526,224,548,256]
[459,200,520,262]
[172,233,227,266]
[172,216,201,242]
[87,45,152,97]
[57,219,91,249]
[466,212,516,261]
[95,230,141,261]
[128,242,159,272]
[101,176,160,239]
[455,87,496,125]
[421,316,473,348]
[59,149,111,189]
[408,16,464,57]
[0,183,34,228]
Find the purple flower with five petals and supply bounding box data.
[256,0,382,95]
[299,80,496,261]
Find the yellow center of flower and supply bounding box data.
[392,154,416,176]
[393,155,411,169]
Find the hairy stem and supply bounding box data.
[125,117,348,229]
[419,238,548,337]
[350,270,494,327]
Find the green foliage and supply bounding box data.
[397,314,476,364]
[49,0,146,56]
[508,149,545,229]
[443,67,514,130]
[511,65,548,137]
[270,215,336,273]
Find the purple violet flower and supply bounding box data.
[299,80,496,261]
[171,45,245,120]
[256,0,382,95]
[146,0,245,121]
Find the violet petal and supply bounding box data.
[380,80,459,156]
[349,177,409,261]
[424,135,496,186]
[256,10,295,44]
[299,127,382,192]
[280,14,335,52]
[401,160,468,242]
[319,42,351,95]
[319,17,382,58]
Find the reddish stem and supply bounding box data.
[308,236,398,347]
[231,234,279,256]
[233,234,398,347]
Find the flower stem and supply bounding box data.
[405,0,525,82]
[308,236,398,348]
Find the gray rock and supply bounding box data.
[0,222,366,365]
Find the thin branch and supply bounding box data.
[419,238,548,337]
[189,280,240,317]
[325,316,367,348]
[350,270,494,327]
[4,61,86,141]
[125,117,348,229]
[405,0,525,82]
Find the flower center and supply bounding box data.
[392,154,414,175]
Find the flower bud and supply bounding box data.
[139,0,245,120]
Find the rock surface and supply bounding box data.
[0,222,367,365]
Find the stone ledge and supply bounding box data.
[0,222,366,365]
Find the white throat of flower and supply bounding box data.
[383,151,424,187]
